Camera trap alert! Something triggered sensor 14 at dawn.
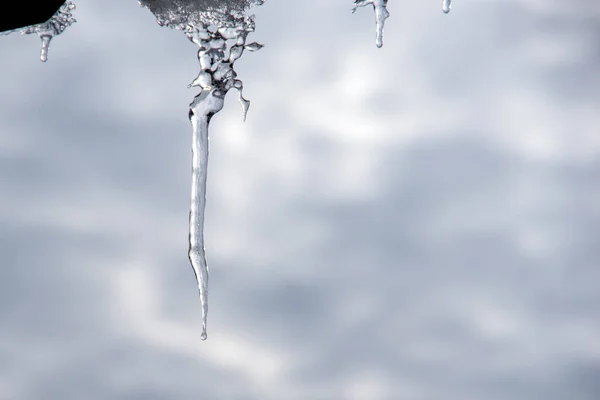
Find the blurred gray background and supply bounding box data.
[0,0,599,399]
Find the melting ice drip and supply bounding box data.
[140,0,263,340]
[0,1,76,62]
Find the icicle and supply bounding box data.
[352,0,389,48]
[188,88,225,341]
[39,35,51,62]
[442,0,452,14]
[139,0,264,341]
[185,19,260,339]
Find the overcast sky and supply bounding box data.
[0,1,599,399]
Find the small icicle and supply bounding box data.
[352,0,390,48]
[39,35,51,62]
[442,0,452,14]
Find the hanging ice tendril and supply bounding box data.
[139,0,264,341]
[0,1,76,62]
[352,0,389,48]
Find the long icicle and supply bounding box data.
[184,14,259,340]
[188,88,225,341]
[139,0,262,341]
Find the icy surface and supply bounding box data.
[139,0,263,341]
[352,0,389,48]
[0,1,76,62]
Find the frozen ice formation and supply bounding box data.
[352,0,389,48]
[0,1,76,62]
[139,0,264,341]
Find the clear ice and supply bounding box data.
[140,0,263,340]
[0,1,76,62]
[352,0,389,48]
[442,0,451,14]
